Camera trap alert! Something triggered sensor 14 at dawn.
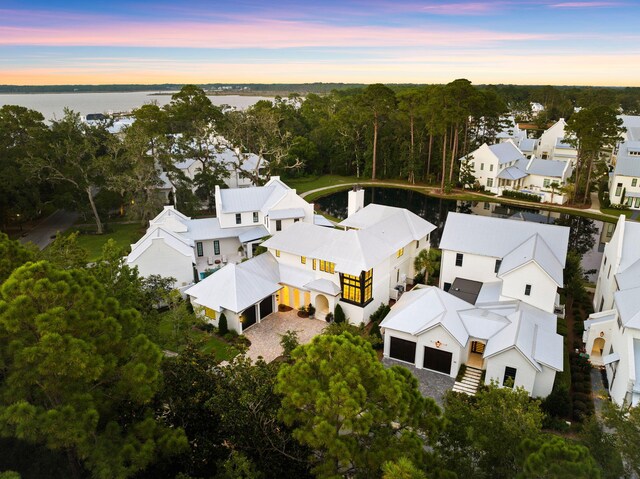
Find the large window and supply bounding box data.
[543,178,551,188]
[615,183,623,196]
[340,269,373,306]
[319,260,335,274]
[214,240,220,255]
[503,367,517,386]
[196,242,203,257]
[455,253,464,267]
[487,178,494,187]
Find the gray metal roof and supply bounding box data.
[439,212,570,267]
[488,140,527,165]
[613,142,640,177]
[269,208,306,220]
[614,286,640,329]
[497,165,528,180]
[523,158,569,178]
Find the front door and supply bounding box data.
[471,341,485,354]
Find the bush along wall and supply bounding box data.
[501,189,542,203]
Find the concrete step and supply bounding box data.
[464,372,482,379]
[452,382,478,393]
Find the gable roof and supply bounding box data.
[522,158,570,178]
[614,286,640,330]
[185,253,281,314]
[498,233,564,286]
[439,212,570,267]
[613,141,640,178]
[127,225,194,264]
[219,181,289,213]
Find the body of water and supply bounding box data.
[315,187,611,282]
[0,92,270,121]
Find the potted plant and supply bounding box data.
[297,305,309,318]
[307,303,316,318]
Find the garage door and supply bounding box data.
[242,305,257,331]
[423,347,452,375]
[389,337,417,364]
[259,296,274,319]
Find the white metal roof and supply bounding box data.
[616,259,640,291]
[269,208,306,220]
[488,140,527,165]
[304,278,341,296]
[614,286,640,329]
[522,157,569,178]
[498,233,564,286]
[618,219,640,273]
[497,165,528,180]
[313,215,335,228]
[185,253,281,314]
[613,142,640,177]
[439,212,570,267]
[127,225,195,264]
[219,182,288,213]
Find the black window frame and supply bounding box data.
[235,213,242,225]
[196,241,203,257]
[276,220,282,231]
[253,211,259,223]
[214,240,220,255]
[339,269,373,307]
[524,284,532,296]
[455,253,464,267]
[495,259,502,273]
[503,366,517,386]
[443,282,452,292]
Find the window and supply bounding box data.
[455,253,463,267]
[196,242,203,257]
[627,197,633,206]
[416,240,420,248]
[615,183,623,196]
[489,164,494,172]
[253,211,259,223]
[599,297,604,312]
[301,256,306,264]
[635,197,640,208]
[543,178,551,188]
[503,367,517,386]
[214,240,220,255]
[235,213,242,225]
[397,248,404,258]
[204,307,216,319]
[275,250,280,257]
[340,269,373,306]
[603,256,607,267]
[480,163,484,171]
[495,259,502,273]
[524,284,532,296]
[484,202,490,210]
[607,266,611,279]
[633,179,638,187]
[276,220,282,231]
[319,260,335,274]
[487,178,494,187]
[443,282,451,292]
[312,259,317,270]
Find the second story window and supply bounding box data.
[276,220,282,231]
[253,212,259,223]
[455,253,463,267]
[196,242,203,257]
[275,250,280,257]
[312,259,317,270]
[235,213,242,225]
[319,260,335,274]
[301,256,306,264]
[524,284,532,296]
[495,259,502,273]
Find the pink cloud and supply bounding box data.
[548,1,623,7]
[419,2,505,15]
[0,18,564,49]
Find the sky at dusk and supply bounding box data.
[1,0,639,86]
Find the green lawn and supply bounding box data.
[600,207,634,219]
[69,223,145,261]
[157,312,239,361]
[285,175,359,193]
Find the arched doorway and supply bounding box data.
[315,294,330,320]
[591,337,605,357]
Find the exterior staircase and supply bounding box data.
[452,366,483,396]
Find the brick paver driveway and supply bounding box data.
[244,310,327,362]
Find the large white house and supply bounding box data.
[127,177,326,286]
[380,213,569,397]
[585,215,640,405]
[537,118,577,162]
[608,141,640,210]
[186,191,436,332]
[461,140,573,204]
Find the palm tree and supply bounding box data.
[414,248,441,285]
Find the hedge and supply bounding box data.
[501,189,542,202]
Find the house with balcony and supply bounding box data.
[585,215,640,405]
[460,140,573,204]
[126,177,327,287]
[186,190,436,332]
[379,213,569,397]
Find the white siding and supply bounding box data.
[485,348,538,395]
[132,239,194,287]
[499,262,558,313]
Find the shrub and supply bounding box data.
[502,189,542,202]
[307,303,316,317]
[280,329,300,359]
[369,303,391,323]
[541,384,571,419]
[325,312,334,323]
[218,313,229,336]
[334,304,346,324]
[455,364,467,382]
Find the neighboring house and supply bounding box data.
[438,212,569,316]
[380,285,563,397]
[378,212,569,397]
[584,215,640,405]
[531,102,545,117]
[608,141,640,210]
[537,118,577,162]
[461,140,572,204]
[495,116,527,146]
[127,177,327,286]
[189,190,436,331]
[519,138,538,159]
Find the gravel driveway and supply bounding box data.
[244,310,327,362]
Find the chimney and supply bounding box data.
[347,185,365,217]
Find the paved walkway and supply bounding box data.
[591,367,608,420]
[244,310,327,362]
[383,357,455,406]
[19,209,78,250]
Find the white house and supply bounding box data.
[127,177,327,286]
[608,141,640,210]
[495,116,528,146]
[438,213,569,315]
[531,102,545,117]
[188,191,436,331]
[461,141,573,204]
[380,285,563,397]
[378,213,569,397]
[537,118,577,162]
[584,215,640,405]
